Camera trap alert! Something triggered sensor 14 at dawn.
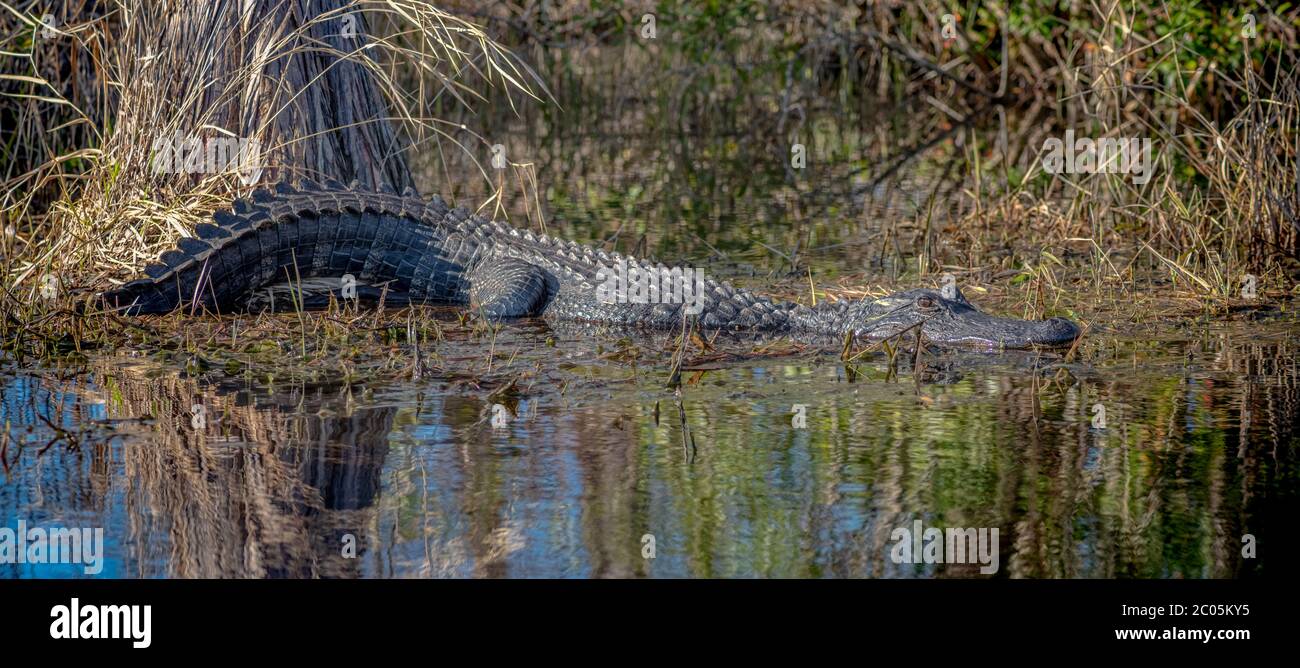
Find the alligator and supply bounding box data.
[101,181,1082,348]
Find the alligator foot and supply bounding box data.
[468,256,550,318]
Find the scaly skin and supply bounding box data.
[101,181,1081,348]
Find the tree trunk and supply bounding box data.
[111,0,414,193]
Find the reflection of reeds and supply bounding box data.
[645,334,1296,578]
[96,364,394,577]
[4,327,1293,578]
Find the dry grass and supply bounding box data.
[1,0,541,305]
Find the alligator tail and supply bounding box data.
[100,181,462,315]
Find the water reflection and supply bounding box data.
[1,327,1292,578]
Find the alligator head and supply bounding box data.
[846,287,1081,348]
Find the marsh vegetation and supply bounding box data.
[0,1,1296,577]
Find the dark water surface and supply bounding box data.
[2,53,1297,578]
[1,318,1295,578]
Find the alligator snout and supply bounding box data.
[1033,317,1083,347]
[849,288,1083,349]
[946,313,1081,348]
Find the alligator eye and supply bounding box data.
[916,296,937,309]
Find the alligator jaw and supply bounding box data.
[845,288,1082,349]
[924,315,1082,349]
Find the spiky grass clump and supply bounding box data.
[1,0,541,319]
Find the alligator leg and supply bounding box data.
[467,256,551,318]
